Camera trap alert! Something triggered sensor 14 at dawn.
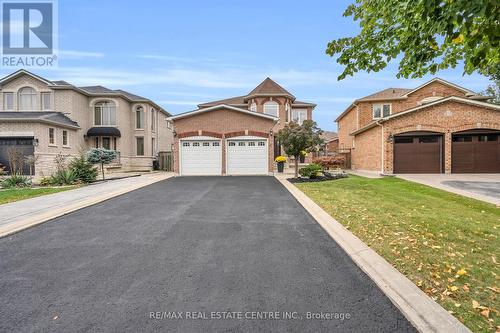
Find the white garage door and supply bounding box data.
[227,138,268,175]
[180,138,222,175]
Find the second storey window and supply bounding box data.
[3,92,13,110]
[373,103,391,119]
[249,102,257,112]
[19,87,37,110]
[135,106,144,129]
[41,92,51,110]
[263,101,279,117]
[151,109,156,131]
[292,109,307,125]
[94,101,116,126]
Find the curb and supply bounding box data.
[276,176,471,333]
[0,174,173,239]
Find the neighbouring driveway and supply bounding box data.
[0,177,415,332]
[397,173,500,206]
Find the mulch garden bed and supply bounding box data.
[288,171,348,183]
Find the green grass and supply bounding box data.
[295,176,499,333]
[0,186,74,205]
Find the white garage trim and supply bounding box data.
[225,136,269,176]
[179,136,222,176]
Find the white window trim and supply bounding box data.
[372,103,392,119]
[249,101,257,112]
[135,136,145,156]
[19,86,37,111]
[48,127,56,146]
[93,101,117,126]
[291,109,307,125]
[62,130,70,148]
[41,92,52,110]
[263,101,279,118]
[3,92,14,110]
[135,106,145,129]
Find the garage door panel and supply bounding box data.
[180,140,221,176]
[452,133,500,173]
[394,135,442,173]
[227,140,268,175]
[0,137,34,175]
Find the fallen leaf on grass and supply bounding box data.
[480,309,490,319]
[472,300,480,309]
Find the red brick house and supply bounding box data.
[336,78,500,174]
[168,78,316,175]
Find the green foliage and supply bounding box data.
[1,174,31,188]
[69,154,98,183]
[299,163,322,179]
[48,169,77,186]
[326,0,500,80]
[313,156,346,169]
[481,80,500,104]
[277,120,323,177]
[86,148,117,180]
[38,177,51,186]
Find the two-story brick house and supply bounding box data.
[0,69,173,177]
[168,78,316,175]
[336,78,500,174]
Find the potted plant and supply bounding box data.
[299,150,307,163]
[275,155,287,173]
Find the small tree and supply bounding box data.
[86,148,117,180]
[482,80,500,105]
[277,120,323,178]
[24,155,39,178]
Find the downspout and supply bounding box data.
[375,120,384,175]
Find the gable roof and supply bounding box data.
[167,104,279,121]
[350,96,500,136]
[198,96,247,108]
[0,112,80,129]
[244,77,295,100]
[321,131,338,142]
[335,78,487,122]
[0,70,170,116]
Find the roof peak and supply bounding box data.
[245,77,295,100]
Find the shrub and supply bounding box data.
[299,163,322,178]
[38,177,51,186]
[313,155,346,169]
[49,169,77,186]
[69,154,97,183]
[275,156,287,163]
[87,148,117,180]
[1,175,31,188]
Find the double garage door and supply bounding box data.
[393,130,500,173]
[180,137,268,176]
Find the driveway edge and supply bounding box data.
[276,176,471,333]
[0,173,173,239]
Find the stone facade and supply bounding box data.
[0,70,173,177]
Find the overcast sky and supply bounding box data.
[0,0,491,131]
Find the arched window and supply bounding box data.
[249,102,257,112]
[19,87,37,110]
[135,106,144,129]
[263,101,279,117]
[94,101,116,126]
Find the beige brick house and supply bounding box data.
[336,78,500,174]
[0,69,173,177]
[168,78,316,175]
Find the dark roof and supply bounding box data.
[246,77,295,98]
[79,85,116,94]
[114,89,149,101]
[357,88,412,101]
[86,127,121,137]
[198,78,315,109]
[0,112,79,128]
[52,80,72,86]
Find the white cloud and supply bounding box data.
[58,50,105,59]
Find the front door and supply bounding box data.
[273,137,281,158]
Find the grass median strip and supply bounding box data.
[0,187,75,205]
[295,175,499,333]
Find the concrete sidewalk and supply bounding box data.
[0,172,172,238]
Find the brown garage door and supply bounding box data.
[452,130,500,173]
[394,134,443,173]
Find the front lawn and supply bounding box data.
[295,176,499,333]
[0,187,74,205]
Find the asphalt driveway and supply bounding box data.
[0,177,415,332]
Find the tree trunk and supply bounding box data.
[294,155,299,178]
[101,162,105,180]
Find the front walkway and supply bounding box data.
[397,174,500,206]
[0,172,172,237]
